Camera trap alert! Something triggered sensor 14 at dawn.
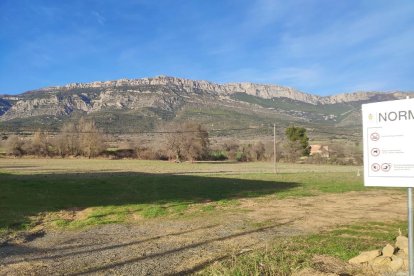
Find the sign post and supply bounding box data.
[409,188,414,275]
[362,98,414,275]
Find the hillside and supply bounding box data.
[0,76,412,140]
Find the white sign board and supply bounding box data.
[362,98,414,187]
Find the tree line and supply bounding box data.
[2,118,362,164]
[3,119,265,161]
[5,118,104,158]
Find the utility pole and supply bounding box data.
[273,123,277,174]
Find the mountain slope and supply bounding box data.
[0,76,412,139]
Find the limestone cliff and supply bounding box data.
[0,76,412,123]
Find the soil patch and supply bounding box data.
[0,190,406,275]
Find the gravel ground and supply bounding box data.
[0,190,406,275]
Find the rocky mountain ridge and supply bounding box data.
[0,76,412,135]
[12,75,407,104]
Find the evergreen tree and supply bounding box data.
[285,126,310,160]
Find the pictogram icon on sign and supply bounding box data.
[371,163,380,172]
[370,132,380,141]
[371,148,380,157]
[381,163,391,172]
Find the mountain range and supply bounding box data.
[0,76,412,140]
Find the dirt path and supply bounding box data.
[0,190,406,275]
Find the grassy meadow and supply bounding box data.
[0,158,368,234]
[0,158,408,275]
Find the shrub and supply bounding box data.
[5,135,25,156]
[165,122,210,161]
[209,151,228,161]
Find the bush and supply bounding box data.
[223,140,240,160]
[25,130,50,156]
[6,135,25,156]
[209,151,228,161]
[103,149,136,159]
[165,122,210,161]
[137,146,169,160]
[236,151,248,162]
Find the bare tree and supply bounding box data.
[78,118,105,158]
[165,122,210,161]
[165,124,184,161]
[27,130,50,156]
[5,135,25,156]
[251,141,266,161]
[55,122,80,157]
[55,118,104,158]
[223,140,240,160]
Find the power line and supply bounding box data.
[310,130,361,138]
[0,124,362,139]
[0,126,270,135]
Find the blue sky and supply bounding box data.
[0,0,413,96]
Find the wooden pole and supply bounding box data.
[273,124,276,174]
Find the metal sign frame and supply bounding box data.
[362,98,414,275]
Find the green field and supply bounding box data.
[0,158,408,275]
[0,159,367,234]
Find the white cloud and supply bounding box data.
[278,3,414,59]
[218,64,322,91]
[92,11,106,26]
[243,0,288,30]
